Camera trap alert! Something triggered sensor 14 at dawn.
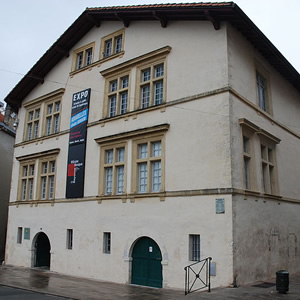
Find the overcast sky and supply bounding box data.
[0,0,299,103]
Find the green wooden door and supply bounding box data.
[131,237,162,288]
[35,233,51,268]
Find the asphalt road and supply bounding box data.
[0,285,73,300]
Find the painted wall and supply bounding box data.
[227,23,300,135]
[232,194,300,285]
[5,17,300,290]
[227,23,300,285]
[6,194,233,288]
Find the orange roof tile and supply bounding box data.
[87,2,233,10]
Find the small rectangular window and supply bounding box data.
[67,229,73,250]
[103,232,111,254]
[189,234,200,261]
[101,29,124,60]
[104,39,112,57]
[17,227,23,244]
[216,198,225,214]
[73,43,95,71]
[115,35,122,53]
[76,52,83,69]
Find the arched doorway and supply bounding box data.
[34,232,51,269]
[131,237,162,288]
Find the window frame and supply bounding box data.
[66,229,73,250]
[23,89,65,142]
[136,59,166,110]
[104,71,130,118]
[99,142,127,196]
[103,232,111,254]
[260,141,278,195]
[18,161,35,201]
[17,149,60,202]
[24,106,41,141]
[72,42,95,71]
[38,158,56,200]
[132,134,165,194]
[255,67,272,114]
[100,29,125,60]
[43,98,61,136]
[242,130,256,191]
[189,234,200,261]
[17,227,23,244]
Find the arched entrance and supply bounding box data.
[33,232,51,269]
[131,237,162,288]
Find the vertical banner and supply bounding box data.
[66,88,91,198]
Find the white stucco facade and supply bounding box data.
[5,4,300,290]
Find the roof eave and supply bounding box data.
[4,3,300,111]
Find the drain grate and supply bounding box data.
[252,282,276,288]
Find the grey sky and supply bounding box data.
[1,0,299,103]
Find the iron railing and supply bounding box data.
[184,257,212,295]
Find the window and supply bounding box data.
[39,159,56,200]
[243,136,251,190]
[17,227,23,244]
[239,119,260,191]
[256,71,271,113]
[101,29,124,59]
[189,234,200,261]
[67,229,73,250]
[105,74,130,117]
[25,107,40,141]
[138,62,165,109]
[44,100,61,136]
[20,163,35,200]
[261,144,277,194]
[101,144,126,195]
[135,138,163,193]
[73,43,95,71]
[216,198,225,214]
[23,89,64,141]
[103,232,111,254]
[17,149,59,202]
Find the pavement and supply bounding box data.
[0,264,299,300]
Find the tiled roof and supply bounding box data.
[87,2,233,10]
[4,2,300,111]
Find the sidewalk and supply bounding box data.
[0,265,299,299]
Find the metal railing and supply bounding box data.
[184,257,212,295]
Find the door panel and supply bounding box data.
[35,233,51,268]
[131,237,162,288]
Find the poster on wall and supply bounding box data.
[66,88,91,198]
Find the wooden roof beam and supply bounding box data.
[204,10,220,30]
[55,46,69,58]
[28,73,44,84]
[114,13,130,27]
[86,14,101,27]
[152,11,168,28]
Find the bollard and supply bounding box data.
[276,270,289,294]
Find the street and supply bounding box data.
[0,285,72,300]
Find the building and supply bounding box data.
[4,2,300,290]
[0,110,15,263]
